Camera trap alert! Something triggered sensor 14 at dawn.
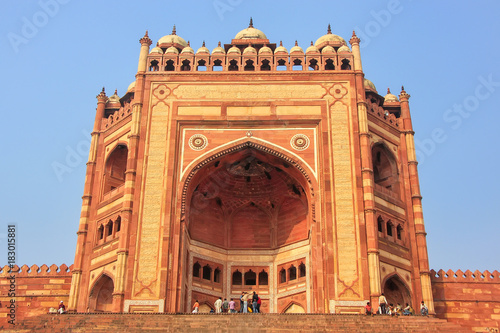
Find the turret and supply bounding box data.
[137,31,152,73]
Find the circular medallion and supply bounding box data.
[188,134,208,151]
[290,134,310,151]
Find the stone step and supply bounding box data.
[3,313,472,333]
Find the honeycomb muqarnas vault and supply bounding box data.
[1,21,499,332]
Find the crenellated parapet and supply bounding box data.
[0,263,73,276]
[431,268,500,283]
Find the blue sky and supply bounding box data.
[0,1,498,273]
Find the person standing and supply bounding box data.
[239,292,245,313]
[420,301,428,316]
[229,299,236,313]
[252,293,259,313]
[222,298,229,313]
[378,293,388,314]
[257,295,262,313]
[242,292,249,313]
[214,297,223,313]
[192,300,199,313]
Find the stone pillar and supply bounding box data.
[68,88,107,311]
[137,31,152,73]
[349,31,363,72]
[399,87,434,314]
[357,99,381,307]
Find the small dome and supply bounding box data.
[127,81,136,93]
[384,88,399,102]
[337,44,350,53]
[150,45,163,54]
[165,46,179,55]
[259,45,272,54]
[234,18,267,40]
[180,41,194,54]
[228,45,241,55]
[274,41,288,54]
[243,45,257,55]
[158,25,188,47]
[107,90,121,105]
[315,24,346,47]
[212,41,225,55]
[364,79,377,93]
[321,45,336,54]
[196,41,210,54]
[290,41,303,53]
[306,41,319,54]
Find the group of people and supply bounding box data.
[364,294,429,316]
[192,291,262,314]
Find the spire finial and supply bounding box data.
[327,24,332,34]
[387,88,391,94]
[102,87,105,93]
[295,40,298,46]
[218,41,221,47]
[401,85,405,92]
[114,89,118,95]
[140,30,152,46]
[156,42,159,46]
[202,40,205,47]
[144,30,149,37]
[310,41,314,46]
[172,25,177,35]
[187,41,190,46]
[96,87,107,100]
[279,40,283,46]
[249,17,253,28]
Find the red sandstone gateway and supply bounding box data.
[1,21,498,332]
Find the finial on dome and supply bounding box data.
[144,30,149,38]
[352,30,357,37]
[218,41,221,47]
[387,88,391,94]
[172,25,177,35]
[295,40,298,46]
[249,17,253,28]
[279,40,283,46]
[114,89,118,95]
[156,42,159,46]
[187,41,190,46]
[202,40,205,47]
[401,85,405,92]
[311,41,314,46]
[102,87,105,93]
[327,24,332,34]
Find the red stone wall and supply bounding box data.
[431,269,500,332]
[0,264,72,326]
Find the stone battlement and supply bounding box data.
[430,269,500,283]
[0,264,72,276]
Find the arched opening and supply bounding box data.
[149,60,159,71]
[288,265,297,280]
[214,267,221,283]
[212,59,223,71]
[397,225,403,240]
[308,59,318,70]
[202,264,211,280]
[244,270,256,285]
[299,262,306,278]
[260,59,271,71]
[258,270,268,285]
[341,59,351,70]
[193,262,201,278]
[386,221,393,237]
[181,59,191,71]
[377,216,384,233]
[165,60,175,71]
[276,59,287,71]
[383,275,411,307]
[232,270,242,285]
[197,59,207,71]
[228,60,238,71]
[103,145,128,195]
[325,59,335,70]
[279,268,286,283]
[88,274,114,312]
[244,60,255,71]
[292,59,303,70]
[106,221,113,237]
[372,144,400,196]
[284,302,305,313]
[115,216,121,233]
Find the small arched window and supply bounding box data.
[378,216,384,233]
[259,270,268,285]
[397,225,403,240]
[299,262,306,278]
[245,270,256,285]
[292,59,302,71]
[279,268,286,283]
[232,270,242,285]
[202,265,211,280]
[212,59,223,71]
[325,59,335,70]
[181,59,191,71]
[103,145,128,195]
[288,265,297,281]
[260,59,271,71]
[244,60,255,71]
[106,221,113,236]
[308,59,318,70]
[341,59,351,70]
[193,262,201,278]
[165,60,175,71]
[115,216,121,233]
[214,268,221,283]
[372,144,399,196]
[197,59,207,71]
[98,225,104,240]
[386,222,393,237]
[149,60,159,71]
[276,59,287,71]
[228,60,238,71]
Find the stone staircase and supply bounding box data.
[4,313,472,333]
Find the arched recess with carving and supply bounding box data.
[381,273,411,307]
[371,142,400,197]
[102,143,128,196]
[88,273,115,312]
[181,139,317,250]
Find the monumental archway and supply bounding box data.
[182,142,315,312]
